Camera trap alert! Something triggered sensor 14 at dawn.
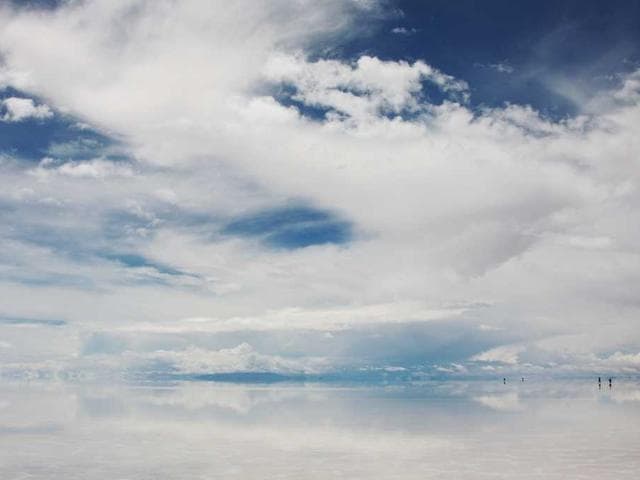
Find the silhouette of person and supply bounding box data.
[503,377,506,384]
[521,377,524,382]
[609,378,612,388]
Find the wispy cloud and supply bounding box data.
[391,26,418,36]
[0,316,66,327]
[474,62,515,74]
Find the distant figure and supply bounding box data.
[609,377,612,388]
[598,377,601,389]
[503,377,506,384]
[521,377,524,382]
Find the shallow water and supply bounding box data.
[1,379,639,479]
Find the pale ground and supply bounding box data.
[1,379,639,479]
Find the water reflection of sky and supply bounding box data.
[1,380,639,479]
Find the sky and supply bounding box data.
[1,0,640,380]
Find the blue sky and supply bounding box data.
[373,2,637,109]
[1,0,640,380]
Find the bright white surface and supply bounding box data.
[1,379,638,479]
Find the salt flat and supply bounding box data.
[1,379,638,479]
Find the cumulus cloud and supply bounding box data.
[264,53,469,121]
[594,352,640,372]
[147,343,327,375]
[0,0,639,377]
[0,96,52,122]
[471,345,524,365]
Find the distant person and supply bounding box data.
[609,378,612,388]
[503,377,506,384]
[521,377,524,382]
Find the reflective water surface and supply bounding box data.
[1,379,639,479]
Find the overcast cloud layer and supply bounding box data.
[0,0,639,379]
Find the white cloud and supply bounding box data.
[613,70,640,103]
[475,62,514,74]
[118,301,468,334]
[0,1,639,375]
[264,53,469,122]
[554,234,613,250]
[471,345,525,365]
[145,343,328,374]
[0,96,52,122]
[30,158,135,179]
[598,351,640,372]
[391,27,418,35]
